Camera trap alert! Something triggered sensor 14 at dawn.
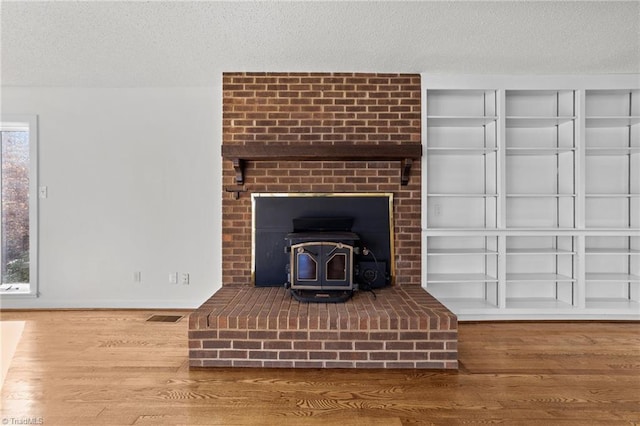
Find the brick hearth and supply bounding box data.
[189,285,457,369]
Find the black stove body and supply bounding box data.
[285,217,361,302]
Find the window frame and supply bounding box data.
[0,114,39,298]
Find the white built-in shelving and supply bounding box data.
[505,90,577,230]
[505,235,577,311]
[425,90,498,230]
[585,90,639,230]
[426,236,499,310]
[422,75,640,320]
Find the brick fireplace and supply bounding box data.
[188,72,458,369]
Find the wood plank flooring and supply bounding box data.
[1,310,638,425]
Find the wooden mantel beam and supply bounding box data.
[221,144,422,186]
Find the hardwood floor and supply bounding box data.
[1,310,638,425]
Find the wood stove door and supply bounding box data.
[291,242,353,290]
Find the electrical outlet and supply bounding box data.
[434,204,441,217]
[39,186,48,199]
[133,271,141,282]
[181,273,190,285]
[169,272,178,284]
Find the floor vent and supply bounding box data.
[146,315,183,323]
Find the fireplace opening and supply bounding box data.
[252,193,394,299]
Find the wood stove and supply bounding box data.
[285,218,360,302]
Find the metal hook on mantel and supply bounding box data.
[225,185,247,200]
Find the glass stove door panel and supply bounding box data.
[326,253,347,281]
[296,252,318,281]
[321,244,352,288]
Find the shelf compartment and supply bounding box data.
[586,147,640,156]
[585,234,639,307]
[427,116,498,127]
[505,235,576,307]
[507,248,576,255]
[426,235,500,252]
[505,122,575,227]
[585,197,639,229]
[505,148,576,228]
[506,90,576,117]
[586,89,639,118]
[505,298,574,310]
[427,274,498,283]
[586,116,640,128]
[426,89,497,117]
[428,151,497,194]
[434,298,499,312]
[506,150,575,194]
[427,147,498,155]
[506,147,576,156]
[506,197,575,228]
[427,248,498,255]
[585,298,640,310]
[507,194,576,198]
[586,248,640,255]
[585,273,640,282]
[507,234,576,257]
[586,194,640,198]
[428,193,498,197]
[426,234,500,311]
[427,143,497,228]
[585,281,639,307]
[506,125,576,150]
[506,281,575,307]
[426,281,499,310]
[506,273,575,282]
[427,123,497,150]
[585,154,638,195]
[426,235,499,310]
[586,235,639,274]
[506,235,576,259]
[506,117,576,128]
[585,125,638,151]
[427,196,497,229]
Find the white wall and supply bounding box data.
[0,84,223,308]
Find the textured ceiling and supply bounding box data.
[1,1,639,87]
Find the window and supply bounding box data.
[0,115,38,296]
